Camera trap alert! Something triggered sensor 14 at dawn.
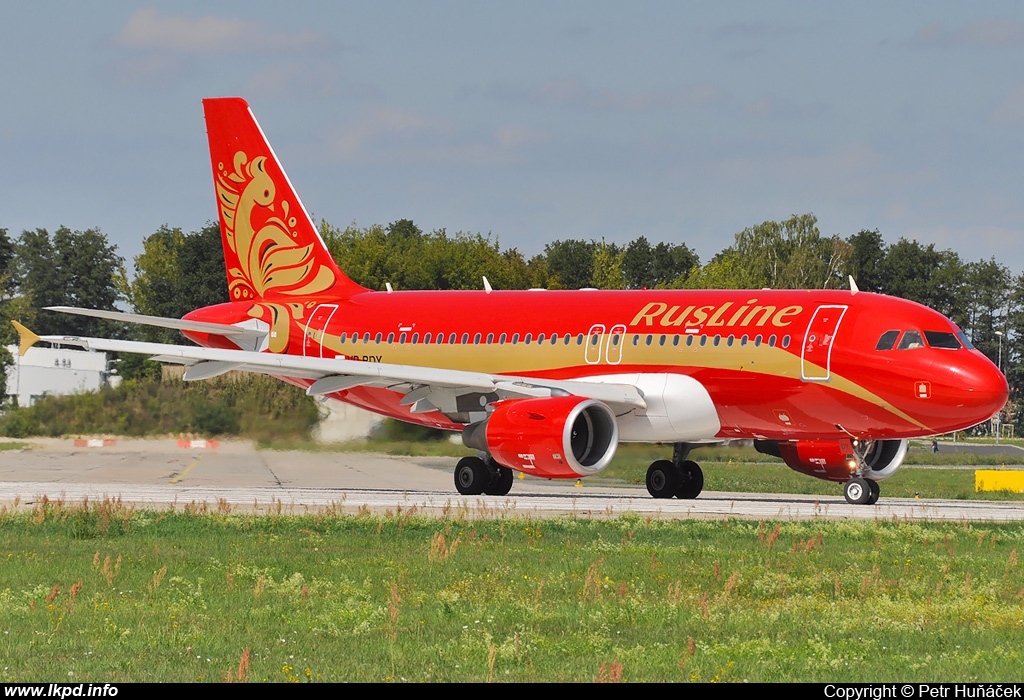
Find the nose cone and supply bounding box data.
[955,351,1009,424]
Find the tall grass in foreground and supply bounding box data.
[1,499,1023,682]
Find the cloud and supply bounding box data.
[531,78,722,112]
[992,85,1024,125]
[327,107,548,167]
[111,53,186,87]
[709,142,886,198]
[113,8,330,54]
[242,63,381,101]
[744,97,774,117]
[901,224,1024,262]
[912,19,1024,48]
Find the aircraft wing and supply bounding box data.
[14,326,646,414]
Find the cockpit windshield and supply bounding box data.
[876,329,965,351]
[875,330,900,350]
[923,331,962,349]
[897,330,925,350]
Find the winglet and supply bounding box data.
[11,321,40,357]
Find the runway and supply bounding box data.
[2,438,1023,522]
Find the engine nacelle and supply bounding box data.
[756,438,908,483]
[462,396,619,479]
[853,439,908,480]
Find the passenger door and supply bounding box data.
[801,305,847,381]
[303,304,338,357]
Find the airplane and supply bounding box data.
[11,97,1008,505]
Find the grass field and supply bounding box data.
[1,500,1023,682]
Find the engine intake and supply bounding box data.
[755,438,908,483]
[462,396,618,479]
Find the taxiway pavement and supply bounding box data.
[1,438,1023,522]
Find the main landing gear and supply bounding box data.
[454,455,514,496]
[843,476,880,505]
[646,443,704,499]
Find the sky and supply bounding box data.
[2,1,1024,277]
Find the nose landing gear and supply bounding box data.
[844,476,880,505]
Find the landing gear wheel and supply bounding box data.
[675,460,704,499]
[455,456,489,495]
[484,464,514,496]
[646,460,681,499]
[844,476,872,505]
[865,479,880,505]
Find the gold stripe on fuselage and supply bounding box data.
[309,330,929,432]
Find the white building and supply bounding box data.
[4,344,120,407]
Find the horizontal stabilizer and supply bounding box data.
[45,306,266,339]
[10,321,40,357]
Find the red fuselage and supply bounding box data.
[183,287,1008,442]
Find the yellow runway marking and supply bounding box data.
[170,455,203,485]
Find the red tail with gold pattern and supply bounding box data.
[202,97,368,302]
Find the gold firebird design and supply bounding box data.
[215,150,336,301]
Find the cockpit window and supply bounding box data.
[956,331,975,350]
[897,330,925,350]
[923,331,962,349]
[875,330,900,350]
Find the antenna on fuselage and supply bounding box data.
[385,282,394,293]
[848,276,859,294]
[483,276,492,294]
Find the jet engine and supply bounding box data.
[462,396,619,479]
[755,438,908,483]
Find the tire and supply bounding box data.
[844,476,872,505]
[646,460,680,499]
[865,479,880,505]
[484,465,514,496]
[675,460,704,499]
[455,456,488,495]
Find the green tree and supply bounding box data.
[128,223,227,343]
[544,239,595,290]
[622,236,654,289]
[0,228,18,346]
[728,214,849,290]
[177,223,227,312]
[495,248,540,290]
[590,240,627,290]
[15,227,124,336]
[650,241,699,288]
[846,229,887,292]
[875,239,965,322]
[679,251,751,290]
[961,258,1011,367]
[130,225,186,325]
[620,237,698,289]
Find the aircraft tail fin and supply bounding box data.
[202,97,368,302]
